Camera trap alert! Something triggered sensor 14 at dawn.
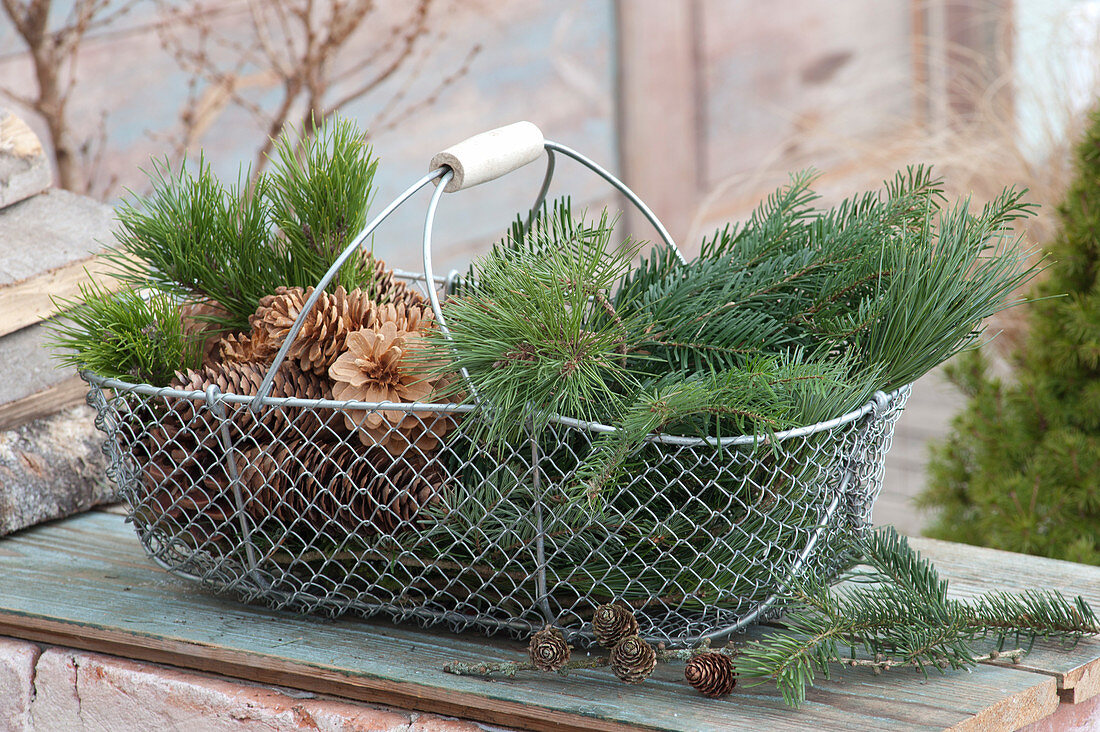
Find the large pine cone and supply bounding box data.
[360,252,427,310]
[684,652,736,697]
[250,285,375,376]
[236,439,445,538]
[592,603,639,649]
[120,400,234,545]
[172,360,335,437]
[528,626,571,672]
[179,300,232,364]
[609,636,657,684]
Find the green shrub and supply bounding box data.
[919,107,1100,563]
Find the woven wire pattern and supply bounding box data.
[85,372,908,647]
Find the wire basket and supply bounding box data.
[84,123,910,647]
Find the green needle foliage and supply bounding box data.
[47,280,202,385]
[103,156,276,330]
[736,527,1100,708]
[100,115,380,331]
[920,104,1100,563]
[267,116,380,293]
[576,352,880,502]
[430,201,646,445]
[847,187,1041,392]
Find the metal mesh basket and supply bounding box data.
[84,124,910,647]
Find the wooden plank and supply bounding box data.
[0,511,1069,731]
[615,0,701,245]
[0,374,87,431]
[912,538,1100,705]
[0,253,120,338]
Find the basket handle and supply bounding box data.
[251,122,685,412]
[429,121,545,192]
[421,132,687,343]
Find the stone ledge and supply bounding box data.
[0,638,510,732]
[0,637,39,731]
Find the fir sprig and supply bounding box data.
[734,527,1100,708]
[575,353,880,502]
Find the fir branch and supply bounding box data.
[734,527,1100,708]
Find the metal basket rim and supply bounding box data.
[83,371,909,447]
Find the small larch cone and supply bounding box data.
[609,636,657,684]
[329,322,454,455]
[684,652,736,698]
[250,285,374,376]
[592,603,639,649]
[528,626,571,672]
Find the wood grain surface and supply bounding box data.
[910,537,1100,705]
[0,511,1090,731]
[0,375,86,431]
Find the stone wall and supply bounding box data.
[0,637,511,732]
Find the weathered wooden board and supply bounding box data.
[0,511,1077,732]
[0,189,117,338]
[0,375,87,432]
[912,537,1100,705]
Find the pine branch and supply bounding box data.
[46,280,203,385]
[99,114,381,331]
[428,200,645,446]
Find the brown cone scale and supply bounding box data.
[609,636,657,684]
[527,626,571,672]
[684,652,736,697]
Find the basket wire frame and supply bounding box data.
[84,139,910,647]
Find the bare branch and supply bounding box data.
[159,0,478,172]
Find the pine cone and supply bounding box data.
[366,300,430,334]
[238,440,445,538]
[592,603,639,649]
[329,322,454,455]
[684,652,736,697]
[215,331,273,365]
[360,252,427,310]
[179,300,231,364]
[250,285,374,375]
[172,360,334,436]
[609,636,657,684]
[528,626,571,672]
[121,400,234,545]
